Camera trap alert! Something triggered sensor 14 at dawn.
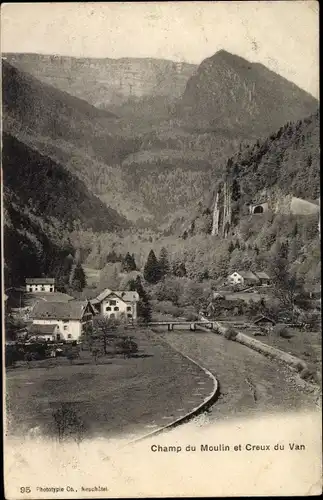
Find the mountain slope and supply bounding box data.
[2,52,319,229]
[2,60,140,165]
[2,133,129,287]
[183,111,320,238]
[224,110,320,203]
[177,50,318,136]
[2,132,128,232]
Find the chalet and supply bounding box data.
[26,278,55,293]
[228,271,260,287]
[30,300,95,342]
[254,271,271,286]
[91,289,139,321]
[254,315,276,327]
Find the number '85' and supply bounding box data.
[20,487,31,493]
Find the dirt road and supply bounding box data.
[154,329,318,420]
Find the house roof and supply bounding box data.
[254,315,276,325]
[26,278,55,285]
[29,324,58,335]
[233,271,259,281]
[30,300,93,320]
[254,271,271,280]
[92,289,139,305]
[26,292,74,303]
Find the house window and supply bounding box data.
[49,287,53,292]
[67,334,72,339]
[57,334,61,341]
[114,307,119,311]
[41,286,45,291]
[109,300,117,306]
[106,306,111,311]
[127,306,132,311]
[110,313,115,319]
[28,287,32,292]
[127,313,132,318]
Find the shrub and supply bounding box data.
[223,326,238,340]
[273,324,293,339]
[154,301,184,318]
[299,366,318,382]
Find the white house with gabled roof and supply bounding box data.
[26,278,55,293]
[91,289,139,321]
[30,300,95,342]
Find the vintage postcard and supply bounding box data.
[1,1,321,497]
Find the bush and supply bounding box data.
[299,366,318,383]
[295,361,305,373]
[154,301,184,318]
[273,324,293,339]
[223,326,238,340]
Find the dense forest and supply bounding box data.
[224,110,320,202]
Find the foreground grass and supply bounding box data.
[5,328,213,440]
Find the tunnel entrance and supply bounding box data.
[253,205,264,214]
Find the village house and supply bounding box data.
[26,278,55,293]
[254,271,272,286]
[91,289,139,321]
[228,270,271,287]
[30,300,95,342]
[228,271,260,287]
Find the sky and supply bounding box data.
[1,1,319,98]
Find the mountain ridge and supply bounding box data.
[177,50,318,136]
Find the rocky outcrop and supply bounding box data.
[3,53,197,107]
[211,181,232,237]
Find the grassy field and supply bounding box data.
[5,328,214,441]
[243,326,322,383]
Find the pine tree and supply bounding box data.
[143,250,162,283]
[122,252,137,272]
[159,247,170,278]
[70,262,87,292]
[128,276,151,322]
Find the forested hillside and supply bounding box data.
[224,110,320,202]
[2,133,129,287]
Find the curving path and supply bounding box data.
[154,329,318,421]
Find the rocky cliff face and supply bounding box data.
[3,53,197,107]
[177,50,318,136]
[211,181,233,238]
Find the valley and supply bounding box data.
[3,47,321,445]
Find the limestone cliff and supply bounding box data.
[211,181,232,238]
[3,53,197,108]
